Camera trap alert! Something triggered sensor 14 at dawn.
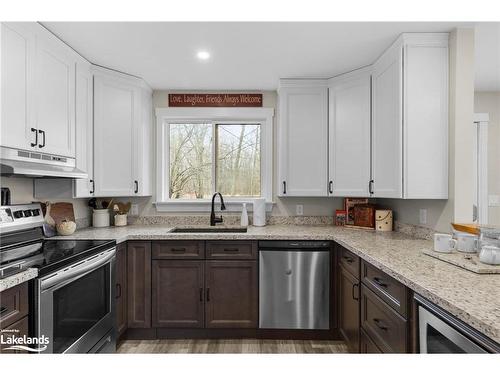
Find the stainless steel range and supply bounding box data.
[0,203,116,353]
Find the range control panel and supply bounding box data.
[0,203,44,234]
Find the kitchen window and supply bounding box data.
[155,108,274,212]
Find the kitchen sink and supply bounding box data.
[170,227,248,233]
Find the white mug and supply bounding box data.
[455,232,479,253]
[479,245,500,265]
[434,233,457,253]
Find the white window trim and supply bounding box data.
[154,107,274,212]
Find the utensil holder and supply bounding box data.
[93,209,110,228]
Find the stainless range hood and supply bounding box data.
[1,147,87,179]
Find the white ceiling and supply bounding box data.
[42,22,497,91]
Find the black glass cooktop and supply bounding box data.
[1,239,116,277]
[38,239,116,276]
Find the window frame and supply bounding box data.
[155,107,274,212]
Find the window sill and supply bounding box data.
[154,200,274,213]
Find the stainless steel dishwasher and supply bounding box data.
[259,241,330,330]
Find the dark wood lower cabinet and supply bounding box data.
[116,243,128,337]
[127,241,152,328]
[205,260,258,329]
[0,316,29,354]
[152,260,204,328]
[339,265,360,352]
[361,285,408,353]
[360,327,383,353]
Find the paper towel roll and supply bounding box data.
[253,198,266,226]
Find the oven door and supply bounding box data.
[419,306,487,353]
[36,248,116,353]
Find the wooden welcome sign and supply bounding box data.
[168,93,262,107]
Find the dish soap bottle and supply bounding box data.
[240,203,249,227]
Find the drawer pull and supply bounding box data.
[373,277,388,288]
[116,283,121,299]
[0,306,7,316]
[352,283,359,301]
[343,256,354,264]
[223,248,239,252]
[373,318,388,331]
[171,248,186,253]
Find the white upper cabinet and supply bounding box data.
[1,23,36,151]
[371,42,404,198]
[73,59,94,198]
[93,67,152,197]
[1,22,77,157]
[371,33,448,199]
[135,89,153,196]
[278,80,328,197]
[34,26,76,157]
[328,68,371,197]
[403,35,449,199]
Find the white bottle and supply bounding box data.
[240,203,249,227]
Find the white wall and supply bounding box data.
[0,176,91,220]
[474,91,500,225]
[130,90,344,218]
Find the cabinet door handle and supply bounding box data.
[352,283,359,301]
[329,180,333,194]
[134,180,139,194]
[282,181,286,195]
[0,306,7,316]
[38,129,46,148]
[373,318,388,331]
[343,256,353,264]
[30,128,38,147]
[206,288,210,302]
[369,179,374,195]
[373,277,388,288]
[89,179,95,194]
[116,283,121,299]
[171,248,186,253]
[199,288,203,302]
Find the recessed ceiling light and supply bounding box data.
[196,50,210,60]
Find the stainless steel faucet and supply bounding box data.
[210,192,226,226]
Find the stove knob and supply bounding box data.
[23,210,32,217]
[13,210,24,218]
[31,209,41,216]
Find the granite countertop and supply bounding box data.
[0,268,38,292]
[48,224,500,343]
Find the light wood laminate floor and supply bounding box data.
[117,339,348,354]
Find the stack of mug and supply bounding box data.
[433,228,500,265]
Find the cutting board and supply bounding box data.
[422,248,500,274]
[48,202,75,225]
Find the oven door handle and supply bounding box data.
[40,248,116,291]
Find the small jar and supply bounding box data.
[93,209,110,228]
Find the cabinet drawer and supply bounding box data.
[338,245,360,277]
[152,241,205,259]
[0,316,29,354]
[0,282,29,329]
[360,327,383,353]
[206,241,257,260]
[361,285,408,353]
[361,260,408,317]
